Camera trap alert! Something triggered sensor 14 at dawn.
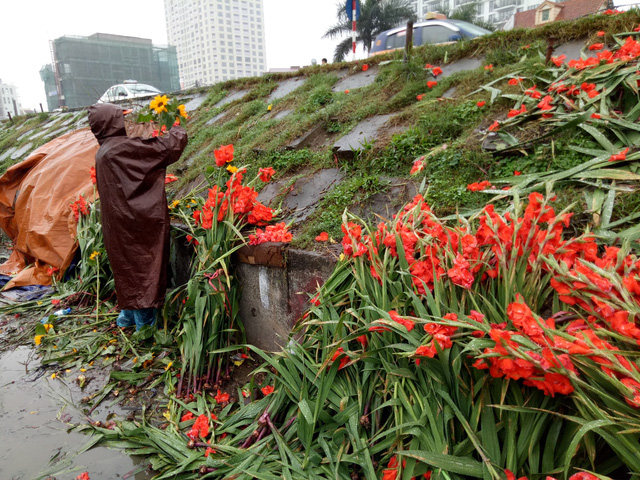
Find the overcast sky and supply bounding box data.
[0,0,349,111]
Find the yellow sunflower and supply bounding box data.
[150,95,169,114]
[177,104,188,118]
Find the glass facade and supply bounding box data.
[42,33,180,109]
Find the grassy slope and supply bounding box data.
[1,11,639,248]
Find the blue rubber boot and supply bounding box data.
[133,308,157,331]
[116,309,136,328]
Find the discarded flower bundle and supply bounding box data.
[285,191,640,478]
[61,170,113,304]
[478,28,640,204]
[168,144,290,397]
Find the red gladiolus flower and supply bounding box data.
[416,344,436,358]
[551,55,566,67]
[389,310,415,331]
[344,89,350,94]
[181,412,194,422]
[261,385,274,396]
[51,298,61,306]
[214,144,234,166]
[484,64,494,71]
[152,129,159,137]
[514,170,521,176]
[489,121,499,132]
[522,44,531,49]
[432,66,443,76]
[205,446,216,457]
[315,232,329,241]
[331,347,350,369]
[477,101,486,107]
[427,81,438,89]
[589,43,604,51]
[165,173,178,184]
[591,113,601,119]
[356,335,368,348]
[187,414,210,440]
[507,78,521,85]
[362,64,369,71]
[214,389,230,404]
[369,324,391,333]
[248,222,292,244]
[258,167,276,182]
[508,104,527,118]
[76,473,90,480]
[410,158,425,175]
[596,31,605,37]
[90,166,96,185]
[609,147,630,162]
[416,93,425,101]
[568,473,598,480]
[467,180,492,191]
[447,253,474,289]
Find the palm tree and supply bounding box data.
[439,2,495,32]
[323,0,416,62]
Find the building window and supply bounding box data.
[541,9,550,21]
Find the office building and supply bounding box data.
[40,33,180,110]
[164,0,267,87]
[410,0,546,30]
[0,79,21,120]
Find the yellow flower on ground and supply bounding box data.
[267,104,272,111]
[89,250,100,260]
[80,368,86,372]
[50,373,57,380]
[34,335,44,345]
[169,200,180,209]
[177,104,188,118]
[227,165,238,174]
[162,410,171,420]
[339,253,345,262]
[165,361,173,371]
[150,95,169,114]
[43,323,53,332]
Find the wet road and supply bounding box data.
[0,347,153,480]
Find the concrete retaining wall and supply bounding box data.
[169,227,337,352]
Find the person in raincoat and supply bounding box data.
[87,103,188,330]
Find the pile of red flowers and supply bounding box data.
[338,192,640,405]
[70,194,90,222]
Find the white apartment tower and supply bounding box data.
[0,79,20,120]
[164,0,267,87]
[409,0,543,29]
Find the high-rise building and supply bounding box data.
[0,79,21,120]
[40,33,180,110]
[164,0,267,87]
[410,0,545,30]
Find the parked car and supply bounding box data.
[97,81,161,104]
[369,18,491,57]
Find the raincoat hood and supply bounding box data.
[88,104,127,145]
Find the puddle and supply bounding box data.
[0,346,153,480]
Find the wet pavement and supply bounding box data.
[0,346,153,480]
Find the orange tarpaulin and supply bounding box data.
[0,128,99,288]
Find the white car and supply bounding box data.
[98,81,161,104]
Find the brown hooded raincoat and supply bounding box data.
[88,103,187,310]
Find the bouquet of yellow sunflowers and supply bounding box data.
[136,94,188,134]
